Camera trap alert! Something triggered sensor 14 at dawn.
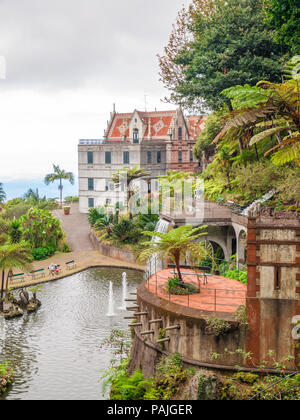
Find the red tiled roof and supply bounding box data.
[106,110,207,141]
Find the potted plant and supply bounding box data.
[63,206,71,215]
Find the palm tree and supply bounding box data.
[0,183,6,204]
[0,242,33,310]
[112,165,149,218]
[137,225,208,284]
[44,164,75,207]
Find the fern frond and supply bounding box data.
[249,126,289,146]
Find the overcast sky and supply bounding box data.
[0,0,190,183]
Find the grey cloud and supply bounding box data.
[0,0,189,92]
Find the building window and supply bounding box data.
[87,151,93,164]
[190,150,194,162]
[157,151,161,163]
[105,180,109,191]
[88,198,94,208]
[88,178,94,191]
[105,151,111,164]
[178,151,182,162]
[133,128,139,144]
[123,151,130,164]
[147,151,152,164]
[178,127,182,140]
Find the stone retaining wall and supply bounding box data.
[89,229,137,263]
[129,283,246,377]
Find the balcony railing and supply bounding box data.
[79,139,104,145]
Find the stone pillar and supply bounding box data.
[246,216,300,370]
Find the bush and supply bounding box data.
[32,245,57,261]
[111,219,142,244]
[21,208,64,249]
[166,276,199,295]
[107,354,193,400]
[205,315,231,336]
[88,207,105,226]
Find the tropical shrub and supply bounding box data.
[111,219,142,244]
[167,276,199,295]
[20,208,64,249]
[9,220,22,244]
[31,245,57,261]
[88,207,105,226]
[105,354,193,400]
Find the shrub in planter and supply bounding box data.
[167,276,199,295]
[63,206,70,215]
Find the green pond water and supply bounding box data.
[0,267,144,400]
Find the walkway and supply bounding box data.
[8,203,144,289]
[146,269,246,314]
[53,203,93,251]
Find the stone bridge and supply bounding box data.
[160,201,248,265]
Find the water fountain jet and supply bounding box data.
[106,281,115,317]
[119,272,127,310]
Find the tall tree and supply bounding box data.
[44,164,74,207]
[159,0,289,111]
[264,0,300,54]
[0,242,32,309]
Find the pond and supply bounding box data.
[0,267,144,400]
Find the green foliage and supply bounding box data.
[233,372,259,385]
[250,374,300,400]
[0,361,13,395]
[0,183,6,203]
[111,219,142,244]
[94,215,114,231]
[222,84,272,110]
[64,196,79,203]
[88,207,105,226]
[234,305,248,328]
[135,213,159,232]
[162,0,288,110]
[205,315,232,336]
[9,220,22,244]
[222,269,247,284]
[106,354,193,400]
[44,164,75,206]
[264,0,300,54]
[20,208,64,249]
[3,202,33,220]
[167,276,199,295]
[194,110,225,159]
[137,225,208,283]
[31,245,57,261]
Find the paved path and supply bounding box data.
[147,269,246,314]
[8,250,144,290]
[53,203,93,251]
[8,203,144,290]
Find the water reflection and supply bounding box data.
[0,267,143,400]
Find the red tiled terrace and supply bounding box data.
[146,269,247,314]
